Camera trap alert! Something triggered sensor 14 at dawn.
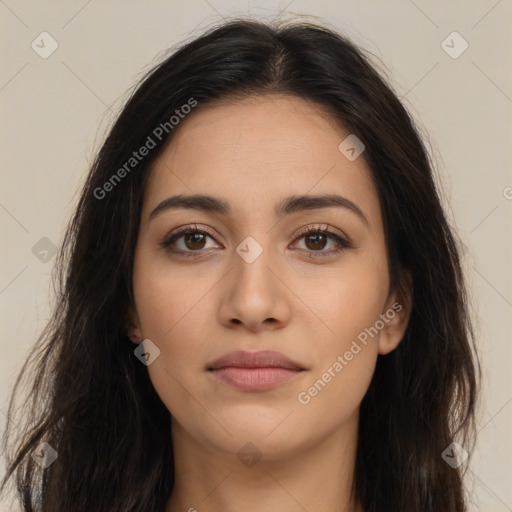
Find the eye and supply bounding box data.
[160,224,220,256]
[291,224,352,258]
[160,223,352,258]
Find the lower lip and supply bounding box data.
[209,367,303,391]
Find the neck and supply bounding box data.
[166,413,364,512]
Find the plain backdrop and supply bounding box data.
[1,1,511,510]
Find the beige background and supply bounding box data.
[1,1,511,510]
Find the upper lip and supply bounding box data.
[207,350,304,371]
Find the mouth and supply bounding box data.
[207,350,305,392]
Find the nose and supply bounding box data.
[218,244,292,333]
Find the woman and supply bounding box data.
[1,18,479,512]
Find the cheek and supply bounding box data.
[131,286,199,420]
[132,253,217,406]
[296,346,377,434]
[289,250,389,347]
[132,251,215,343]
[295,264,386,419]
[333,267,388,342]
[294,252,387,403]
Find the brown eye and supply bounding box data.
[161,226,220,256]
[182,232,207,250]
[292,226,352,258]
[304,232,328,251]
[161,224,351,259]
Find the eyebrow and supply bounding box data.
[149,193,369,226]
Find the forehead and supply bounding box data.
[143,94,381,229]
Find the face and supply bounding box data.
[129,94,409,461]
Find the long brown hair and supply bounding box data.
[1,18,479,511]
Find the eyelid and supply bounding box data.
[161,222,353,255]
[293,223,351,243]
[161,223,221,247]
[289,224,353,256]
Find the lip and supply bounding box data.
[207,350,305,392]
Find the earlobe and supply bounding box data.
[126,308,144,344]
[378,272,413,355]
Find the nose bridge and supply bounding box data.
[219,231,289,330]
[233,233,276,292]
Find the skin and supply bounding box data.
[128,94,411,512]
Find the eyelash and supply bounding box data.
[160,223,352,258]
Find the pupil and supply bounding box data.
[307,233,326,250]
[182,232,328,251]
[185,233,205,250]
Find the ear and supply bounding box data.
[378,270,413,355]
[126,307,144,344]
